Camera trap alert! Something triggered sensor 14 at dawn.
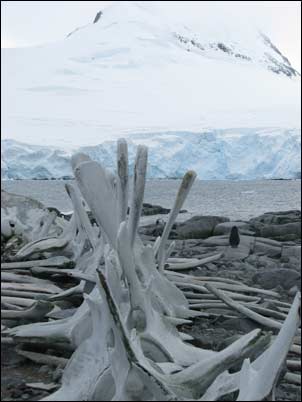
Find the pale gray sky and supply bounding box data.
[1,1,301,71]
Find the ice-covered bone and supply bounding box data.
[157,171,197,272]
[117,138,129,224]
[128,145,148,246]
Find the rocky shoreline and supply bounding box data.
[1,190,301,401]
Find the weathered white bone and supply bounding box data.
[117,138,129,224]
[65,183,98,249]
[1,300,53,321]
[284,372,301,385]
[200,292,301,401]
[1,272,62,289]
[128,145,148,247]
[1,282,60,295]
[206,284,299,332]
[157,171,197,272]
[1,289,51,300]
[17,348,68,368]
[1,256,71,270]
[174,279,279,298]
[16,236,70,260]
[165,253,222,270]
[75,160,119,248]
[1,296,36,307]
[169,272,243,285]
[286,359,301,371]
[236,292,301,400]
[71,152,92,172]
[2,302,24,310]
[184,291,260,302]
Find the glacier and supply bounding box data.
[1,1,301,179]
[2,129,301,180]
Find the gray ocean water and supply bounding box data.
[2,179,301,223]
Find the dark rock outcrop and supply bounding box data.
[175,215,230,239]
[253,268,301,290]
[249,210,301,241]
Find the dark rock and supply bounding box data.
[141,203,170,216]
[93,11,103,23]
[213,221,250,235]
[249,211,301,241]
[253,268,301,290]
[220,318,260,333]
[175,216,230,239]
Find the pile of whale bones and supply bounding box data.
[1,139,301,401]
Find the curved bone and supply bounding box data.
[165,253,222,270]
[16,237,70,260]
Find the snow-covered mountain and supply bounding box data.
[2,129,301,180]
[1,1,300,179]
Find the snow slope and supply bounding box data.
[1,1,300,179]
[2,129,301,180]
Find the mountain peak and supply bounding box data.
[2,1,300,149]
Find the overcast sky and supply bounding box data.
[1,1,301,71]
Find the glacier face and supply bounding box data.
[2,129,301,180]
